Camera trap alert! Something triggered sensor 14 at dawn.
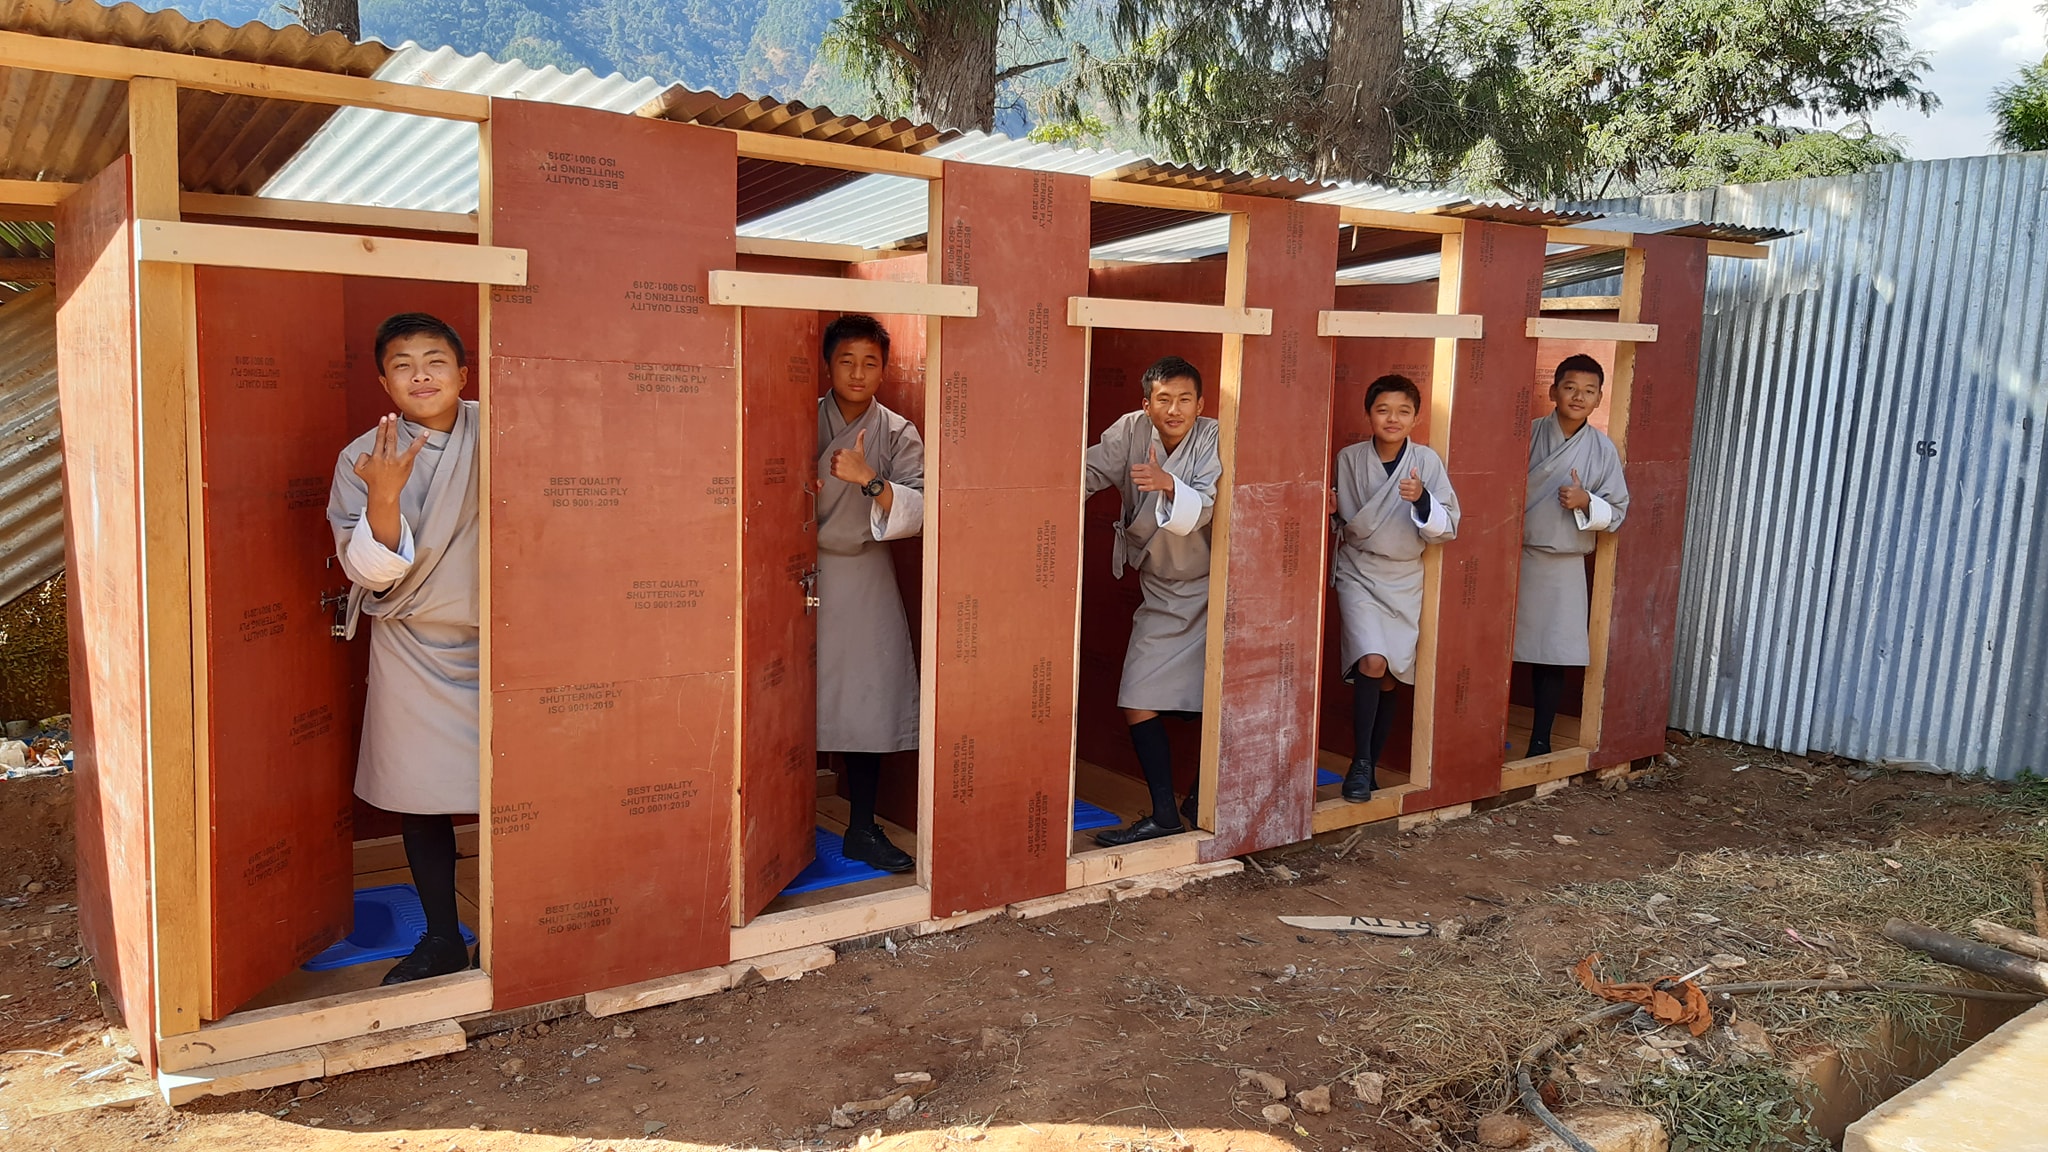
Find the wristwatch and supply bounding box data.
[861,477,886,498]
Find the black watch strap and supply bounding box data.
[862,477,886,498]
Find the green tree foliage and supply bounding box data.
[1662,123,1906,190]
[1992,62,2048,153]
[827,0,1074,130]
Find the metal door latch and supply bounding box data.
[320,588,352,638]
[802,566,819,614]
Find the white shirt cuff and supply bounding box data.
[1574,492,1616,532]
[347,513,415,587]
[1156,473,1202,536]
[869,482,925,541]
[1411,496,1453,541]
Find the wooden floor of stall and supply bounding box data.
[1504,706,1583,762]
[234,825,485,1012]
[754,791,922,916]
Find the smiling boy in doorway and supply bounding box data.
[1082,356,1221,846]
[326,313,479,984]
[811,314,925,874]
[1515,353,1629,757]
[1329,374,1460,802]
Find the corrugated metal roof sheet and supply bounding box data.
[638,86,955,155]
[0,286,61,607]
[0,0,389,191]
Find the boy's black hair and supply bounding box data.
[375,312,466,371]
[1141,355,1203,399]
[1364,373,1422,412]
[822,314,892,364]
[1553,353,1605,388]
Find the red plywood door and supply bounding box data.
[737,306,820,921]
[194,267,359,1018]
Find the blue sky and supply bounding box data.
[1862,0,2048,156]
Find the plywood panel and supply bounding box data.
[1592,234,1707,768]
[1401,220,1548,816]
[737,304,820,921]
[1077,267,1225,785]
[193,267,357,1017]
[924,164,1090,916]
[488,100,741,1008]
[55,157,155,1062]
[488,673,736,1006]
[1204,198,1338,861]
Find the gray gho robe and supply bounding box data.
[1512,414,1629,666]
[1330,439,1459,684]
[815,396,925,754]
[1083,410,1222,713]
[326,400,481,815]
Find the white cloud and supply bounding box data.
[1858,0,2048,158]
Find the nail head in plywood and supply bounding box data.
[1318,310,1482,340]
[155,970,492,1073]
[1066,295,1273,335]
[136,220,528,284]
[1525,317,1658,343]
[708,269,976,316]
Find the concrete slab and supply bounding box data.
[1845,1000,2048,1152]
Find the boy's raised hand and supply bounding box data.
[1398,465,1424,502]
[829,428,878,488]
[1558,467,1592,512]
[1130,446,1175,494]
[353,414,425,505]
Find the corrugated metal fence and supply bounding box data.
[0,285,60,608]
[1572,153,2048,778]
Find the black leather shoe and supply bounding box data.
[1180,794,1199,827]
[1094,815,1184,847]
[1341,758,1377,803]
[843,824,915,874]
[381,932,471,985]
[1526,738,1552,758]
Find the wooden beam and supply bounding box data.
[0,30,490,121]
[1066,833,1208,888]
[1318,310,1482,340]
[0,178,75,207]
[1089,179,1225,214]
[727,885,931,960]
[1309,783,1424,834]
[1337,205,1465,235]
[0,258,54,281]
[1066,295,1272,335]
[726,131,943,179]
[1547,226,1634,249]
[1540,295,1623,312]
[1525,316,1658,343]
[157,969,491,1072]
[135,220,527,284]
[179,192,480,235]
[708,269,976,316]
[1499,747,1591,792]
[734,235,887,263]
[1577,246,1647,756]
[1708,239,1770,259]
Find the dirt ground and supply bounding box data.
[3,740,2040,1152]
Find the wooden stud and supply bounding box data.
[0,30,490,120]
[1337,206,1465,235]
[724,130,944,179]
[1196,211,1252,833]
[474,111,496,975]
[127,75,207,1041]
[734,236,888,263]
[916,176,943,892]
[1525,317,1659,343]
[1577,247,1647,753]
[0,177,75,207]
[1540,296,1624,312]
[1707,240,1770,259]
[0,258,55,280]
[1317,310,1482,340]
[1065,296,1273,335]
[135,220,528,284]
[178,259,209,1029]
[708,269,975,316]
[726,885,931,960]
[1088,179,1226,213]
[1408,230,1466,796]
[1547,226,1635,250]
[157,970,491,1072]
[179,192,480,235]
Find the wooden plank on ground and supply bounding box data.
[728,885,931,960]
[584,966,732,1018]
[158,1047,323,1105]
[318,1019,467,1076]
[1067,833,1206,888]
[157,970,490,1073]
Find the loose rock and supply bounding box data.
[894,1071,932,1084]
[886,1095,918,1121]
[1237,1069,1288,1099]
[1295,1084,1331,1115]
[829,1109,855,1129]
[1728,1019,1773,1057]
[498,1058,525,1077]
[1260,1104,1293,1126]
[1348,1072,1385,1105]
[1476,1113,1530,1148]
[612,1023,636,1039]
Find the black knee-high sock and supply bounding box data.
[401,813,460,943]
[1530,664,1567,751]
[1369,687,1398,767]
[843,752,882,833]
[1127,718,1180,826]
[1351,673,1381,763]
